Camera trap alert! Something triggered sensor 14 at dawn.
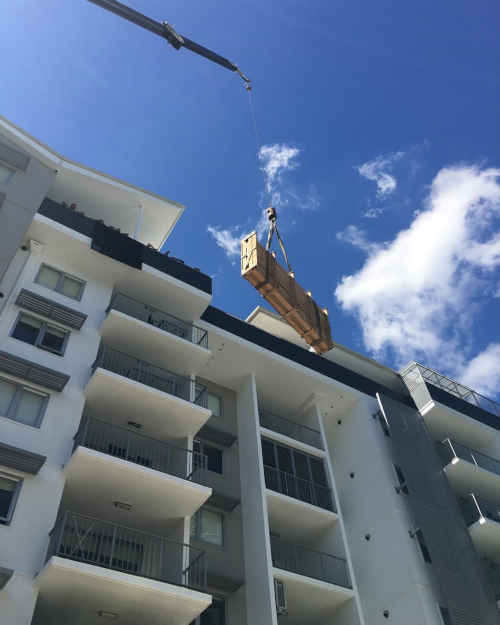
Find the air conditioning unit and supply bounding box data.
[274,579,288,616]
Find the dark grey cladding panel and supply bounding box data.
[15,289,87,330]
[0,141,30,171]
[207,572,243,593]
[0,442,46,474]
[207,491,240,512]
[0,567,13,590]
[0,351,69,391]
[377,393,500,625]
[0,192,5,209]
[197,424,237,448]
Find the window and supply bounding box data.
[194,440,223,474]
[191,598,226,625]
[35,264,85,300]
[207,393,222,417]
[191,509,224,546]
[0,377,48,427]
[394,464,409,495]
[416,530,432,564]
[0,473,21,525]
[12,313,69,355]
[0,162,15,185]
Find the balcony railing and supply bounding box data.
[402,362,500,418]
[259,410,323,449]
[74,416,207,480]
[460,493,500,526]
[92,343,208,407]
[47,511,207,590]
[270,536,351,588]
[263,465,334,512]
[107,292,208,349]
[438,438,500,477]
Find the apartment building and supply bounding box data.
[0,114,499,625]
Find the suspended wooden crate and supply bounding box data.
[241,231,333,354]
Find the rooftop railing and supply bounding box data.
[270,535,351,588]
[259,410,323,449]
[460,493,500,526]
[401,362,500,418]
[438,438,500,477]
[107,292,208,349]
[74,416,207,480]
[263,465,334,512]
[92,343,208,408]
[47,511,207,591]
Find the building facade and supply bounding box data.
[0,115,499,625]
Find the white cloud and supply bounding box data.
[336,225,381,255]
[461,343,500,398]
[207,226,242,262]
[335,165,500,375]
[357,151,405,198]
[259,144,300,194]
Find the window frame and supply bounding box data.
[190,508,224,547]
[262,437,328,486]
[194,439,224,475]
[0,472,22,525]
[0,161,16,185]
[11,312,70,356]
[0,376,49,428]
[35,264,86,301]
[206,392,223,418]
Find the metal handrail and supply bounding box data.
[401,362,500,417]
[459,493,500,526]
[438,438,500,477]
[259,409,323,449]
[107,291,208,348]
[47,511,207,590]
[263,465,335,512]
[92,343,208,407]
[270,535,351,588]
[74,416,207,480]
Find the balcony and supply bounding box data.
[401,362,500,447]
[100,292,211,376]
[63,417,212,526]
[460,494,500,564]
[34,511,211,625]
[438,439,500,500]
[259,409,323,450]
[271,536,353,623]
[264,465,334,511]
[85,344,211,439]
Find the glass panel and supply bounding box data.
[0,163,14,184]
[200,510,223,545]
[36,266,60,290]
[15,390,44,426]
[309,457,328,486]
[261,439,276,467]
[205,444,223,474]
[40,326,66,353]
[60,276,83,299]
[0,476,17,520]
[12,314,42,345]
[293,452,310,480]
[0,379,16,415]
[207,393,221,417]
[277,445,293,474]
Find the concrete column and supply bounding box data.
[236,373,277,625]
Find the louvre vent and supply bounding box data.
[15,289,87,330]
[0,350,69,391]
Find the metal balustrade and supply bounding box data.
[460,493,500,526]
[270,535,351,588]
[438,438,500,477]
[47,511,207,590]
[263,465,334,512]
[259,410,323,449]
[92,343,208,408]
[74,416,207,480]
[107,292,208,348]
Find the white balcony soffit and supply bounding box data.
[35,557,211,625]
[64,447,211,532]
[444,460,500,501]
[100,310,211,376]
[85,369,211,440]
[423,401,495,449]
[469,519,500,564]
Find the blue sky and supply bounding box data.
[2,0,499,395]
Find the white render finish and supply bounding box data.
[1,118,500,625]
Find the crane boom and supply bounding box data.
[86,0,250,85]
